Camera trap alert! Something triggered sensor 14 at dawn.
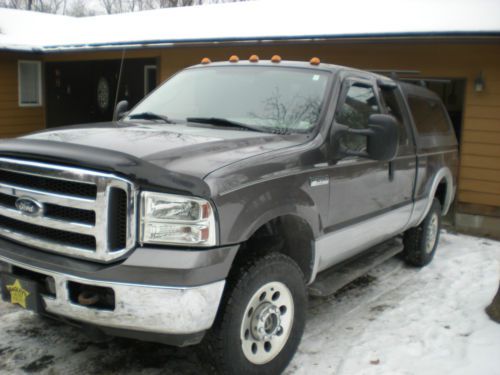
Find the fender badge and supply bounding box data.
[310,176,329,187]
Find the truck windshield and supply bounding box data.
[126,66,330,133]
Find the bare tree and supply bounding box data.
[97,0,245,14]
[0,0,249,13]
[33,0,65,13]
[100,0,114,13]
[66,0,95,16]
[100,0,141,14]
[0,0,28,9]
[0,0,64,12]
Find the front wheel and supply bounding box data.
[203,253,307,375]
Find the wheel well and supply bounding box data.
[435,180,447,213]
[230,215,314,282]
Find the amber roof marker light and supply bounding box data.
[310,57,321,65]
[249,54,259,62]
[201,57,211,64]
[271,55,282,63]
[229,55,239,63]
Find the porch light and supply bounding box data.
[474,71,485,92]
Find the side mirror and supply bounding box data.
[113,100,129,121]
[337,114,399,161]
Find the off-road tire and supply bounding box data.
[202,252,307,375]
[403,198,442,267]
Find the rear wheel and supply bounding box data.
[203,252,307,375]
[403,198,442,267]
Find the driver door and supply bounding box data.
[316,74,413,271]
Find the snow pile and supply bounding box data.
[0,0,499,51]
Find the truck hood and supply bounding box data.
[20,122,304,179]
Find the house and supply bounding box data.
[0,0,499,236]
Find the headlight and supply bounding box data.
[140,192,216,247]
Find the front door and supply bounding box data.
[316,73,416,271]
[45,58,158,128]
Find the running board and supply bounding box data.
[308,237,404,297]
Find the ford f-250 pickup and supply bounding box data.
[0,56,457,375]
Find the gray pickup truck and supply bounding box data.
[0,57,457,374]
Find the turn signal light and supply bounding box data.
[310,57,321,65]
[249,54,259,62]
[201,57,211,64]
[271,55,282,63]
[229,55,239,63]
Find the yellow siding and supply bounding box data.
[0,53,45,137]
[462,130,500,144]
[461,167,500,183]
[461,66,500,208]
[459,191,500,207]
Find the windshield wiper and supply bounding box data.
[128,112,175,123]
[186,117,266,133]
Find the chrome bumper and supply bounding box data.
[0,255,225,335]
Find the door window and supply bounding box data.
[335,82,380,152]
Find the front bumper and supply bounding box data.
[0,255,225,338]
[0,238,239,346]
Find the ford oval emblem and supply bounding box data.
[15,197,44,216]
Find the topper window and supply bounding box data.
[18,61,42,107]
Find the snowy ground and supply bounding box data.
[0,231,499,374]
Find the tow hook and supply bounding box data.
[77,290,100,306]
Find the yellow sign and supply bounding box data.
[6,279,30,309]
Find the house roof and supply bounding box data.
[1,0,500,52]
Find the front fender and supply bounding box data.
[213,177,323,245]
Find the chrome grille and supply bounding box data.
[0,158,137,262]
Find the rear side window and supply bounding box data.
[407,96,450,135]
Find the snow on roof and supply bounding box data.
[1,0,500,52]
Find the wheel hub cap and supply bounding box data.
[252,303,282,341]
[240,281,294,365]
